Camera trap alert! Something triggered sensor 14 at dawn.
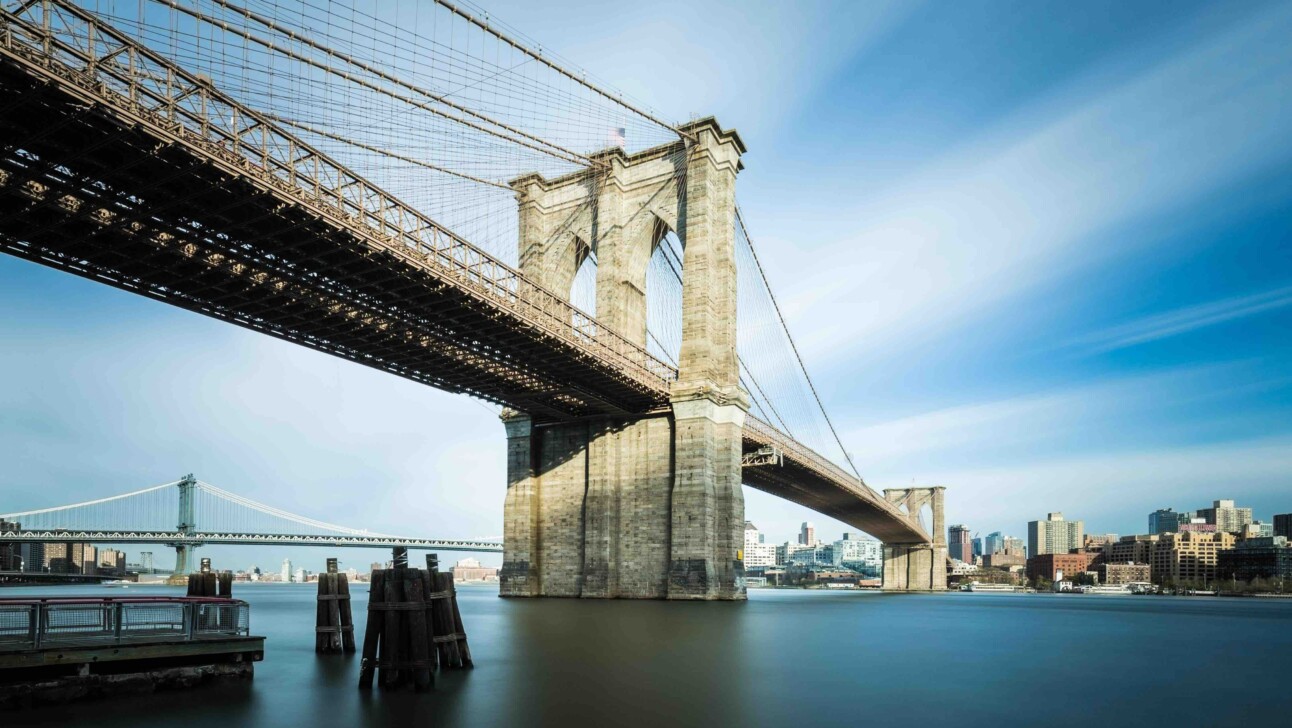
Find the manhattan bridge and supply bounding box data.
[0,0,947,597]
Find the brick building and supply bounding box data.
[1026,552,1096,582]
[1096,562,1151,584]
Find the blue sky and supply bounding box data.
[3,0,1291,569]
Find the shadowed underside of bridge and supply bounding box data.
[0,1,936,598]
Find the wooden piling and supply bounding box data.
[357,569,385,689]
[402,568,434,691]
[316,559,355,654]
[356,558,474,690]
[338,570,356,653]
[446,573,473,669]
[380,566,403,688]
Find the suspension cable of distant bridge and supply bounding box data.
[0,480,179,520]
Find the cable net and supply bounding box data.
[83,0,679,267]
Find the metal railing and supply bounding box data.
[0,597,249,650]
[0,0,678,394]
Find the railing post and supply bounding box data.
[114,602,124,641]
[183,602,195,641]
[28,603,40,649]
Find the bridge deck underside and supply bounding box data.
[0,64,661,421]
[0,51,928,547]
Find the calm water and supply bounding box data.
[6,583,1292,727]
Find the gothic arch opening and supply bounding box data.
[645,217,683,365]
[568,235,596,317]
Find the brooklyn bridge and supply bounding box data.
[0,0,947,598]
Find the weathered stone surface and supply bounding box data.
[501,118,750,601]
[881,487,949,591]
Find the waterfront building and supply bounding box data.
[140,551,154,574]
[1150,531,1237,585]
[97,549,126,575]
[281,558,292,583]
[0,519,17,571]
[775,542,793,566]
[17,543,44,572]
[1275,514,1292,539]
[948,525,973,563]
[1240,522,1274,539]
[833,534,881,571]
[1149,508,1189,535]
[42,542,97,574]
[743,522,778,568]
[985,532,1005,555]
[1217,537,1292,583]
[1003,537,1026,556]
[799,522,816,546]
[1028,513,1083,557]
[789,544,834,567]
[1195,500,1253,534]
[1096,562,1151,585]
[1106,535,1159,565]
[983,550,1026,569]
[451,557,499,581]
[972,538,983,559]
[294,568,308,583]
[1026,552,1096,582]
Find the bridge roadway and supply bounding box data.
[1,530,504,552]
[0,1,927,545]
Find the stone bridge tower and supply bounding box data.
[500,118,748,600]
[880,487,948,591]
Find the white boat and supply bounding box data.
[1078,584,1132,595]
[966,582,1017,592]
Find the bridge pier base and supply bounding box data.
[500,407,745,601]
[881,487,948,592]
[881,543,948,591]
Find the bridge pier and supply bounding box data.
[881,487,948,591]
[501,118,748,600]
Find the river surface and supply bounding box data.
[5,583,1292,727]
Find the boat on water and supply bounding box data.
[1078,584,1133,595]
[964,582,1018,592]
[102,580,132,587]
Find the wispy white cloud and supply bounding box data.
[1068,285,1292,354]
[774,2,1292,366]
[837,362,1281,475]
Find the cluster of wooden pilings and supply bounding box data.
[357,551,472,691]
[315,558,356,653]
[186,558,233,597]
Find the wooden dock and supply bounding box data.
[0,596,263,709]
